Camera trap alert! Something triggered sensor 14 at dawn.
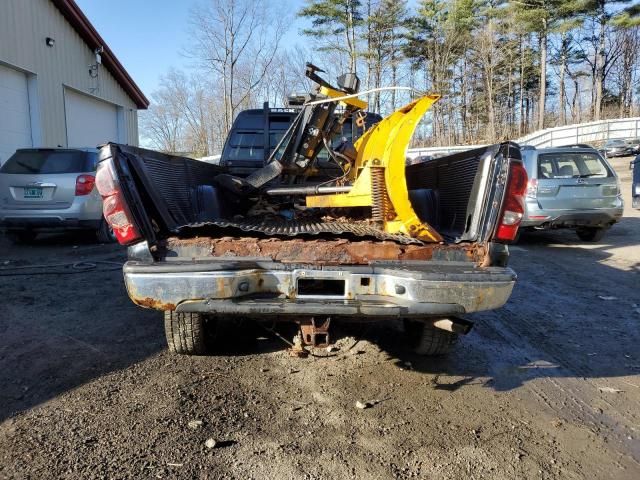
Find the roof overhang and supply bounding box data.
[51,0,149,109]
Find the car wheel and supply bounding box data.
[404,319,459,356]
[96,219,116,243]
[576,227,606,242]
[164,311,208,355]
[7,230,37,244]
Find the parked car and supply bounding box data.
[632,155,640,209]
[0,148,114,243]
[626,138,640,155]
[520,145,624,241]
[601,139,633,157]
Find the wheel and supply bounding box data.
[576,227,606,242]
[404,319,459,356]
[164,311,207,355]
[96,219,116,243]
[6,230,37,244]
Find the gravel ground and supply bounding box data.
[0,156,639,480]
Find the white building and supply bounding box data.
[0,0,148,164]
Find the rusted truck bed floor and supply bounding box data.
[163,236,486,265]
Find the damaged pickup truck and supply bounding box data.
[96,65,527,357]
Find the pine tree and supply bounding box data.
[299,0,363,73]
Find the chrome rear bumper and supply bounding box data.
[123,261,516,317]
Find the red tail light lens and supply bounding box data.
[95,159,142,245]
[495,161,528,242]
[75,174,95,196]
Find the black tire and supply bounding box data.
[164,311,207,355]
[576,227,606,242]
[96,219,116,243]
[7,230,37,244]
[404,319,459,356]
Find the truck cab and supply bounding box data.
[220,102,382,176]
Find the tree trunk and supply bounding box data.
[519,35,525,136]
[594,4,606,121]
[538,20,547,131]
[559,32,567,126]
[391,50,397,111]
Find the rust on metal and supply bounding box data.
[164,237,488,265]
[132,296,177,311]
[288,334,309,358]
[298,317,331,347]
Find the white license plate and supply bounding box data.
[24,187,43,199]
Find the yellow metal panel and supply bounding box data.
[306,193,372,208]
[306,163,373,207]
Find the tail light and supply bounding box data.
[95,159,142,245]
[525,177,538,199]
[75,174,95,196]
[495,161,528,242]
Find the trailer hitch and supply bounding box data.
[289,317,332,357]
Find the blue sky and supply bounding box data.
[75,0,308,99]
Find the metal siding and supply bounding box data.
[64,88,118,147]
[0,0,140,147]
[0,64,32,163]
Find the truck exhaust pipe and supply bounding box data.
[431,317,474,335]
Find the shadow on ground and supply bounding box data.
[2,215,639,420]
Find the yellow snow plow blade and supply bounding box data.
[306,94,443,242]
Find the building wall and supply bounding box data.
[0,0,139,148]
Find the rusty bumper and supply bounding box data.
[123,260,516,317]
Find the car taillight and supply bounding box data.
[75,174,95,196]
[95,159,142,245]
[526,177,538,199]
[495,161,528,242]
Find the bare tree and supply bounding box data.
[187,0,288,135]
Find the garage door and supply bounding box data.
[0,64,32,165]
[65,89,118,148]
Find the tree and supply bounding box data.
[362,0,408,112]
[511,0,575,130]
[574,0,639,119]
[299,0,362,73]
[186,0,288,136]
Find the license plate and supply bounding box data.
[24,187,43,199]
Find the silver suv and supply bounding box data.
[520,146,624,241]
[0,148,114,243]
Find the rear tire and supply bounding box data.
[164,311,207,355]
[96,219,116,243]
[404,319,459,356]
[576,227,606,242]
[7,230,37,244]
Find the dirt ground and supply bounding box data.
[0,156,639,480]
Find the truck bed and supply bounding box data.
[99,142,520,320]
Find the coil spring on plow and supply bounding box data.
[370,162,395,225]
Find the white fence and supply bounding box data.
[515,117,640,148]
[406,117,640,158]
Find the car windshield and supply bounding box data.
[538,152,611,179]
[0,150,96,174]
[606,140,626,147]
